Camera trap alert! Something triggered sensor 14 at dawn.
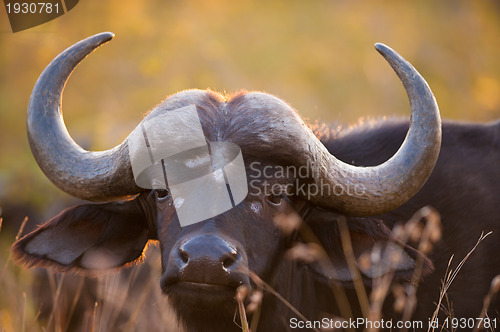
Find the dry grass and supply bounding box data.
[0,222,183,332]
[429,231,493,332]
[1,208,499,332]
[239,206,498,332]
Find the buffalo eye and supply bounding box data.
[155,189,170,201]
[266,194,283,206]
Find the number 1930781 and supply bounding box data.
[430,317,498,330]
[5,2,60,14]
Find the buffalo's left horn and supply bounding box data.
[303,43,441,215]
[27,32,141,201]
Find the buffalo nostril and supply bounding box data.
[221,252,238,269]
[178,247,189,264]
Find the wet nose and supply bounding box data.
[177,235,240,271]
[161,234,247,289]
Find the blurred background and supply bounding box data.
[0,0,500,330]
[1,0,500,215]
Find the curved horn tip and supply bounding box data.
[91,32,115,44]
[374,42,388,50]
[374,43,396,57]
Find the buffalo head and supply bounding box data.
[12,33,441,331]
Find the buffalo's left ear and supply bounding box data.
[306,215,434,286]
[11,198,154,274]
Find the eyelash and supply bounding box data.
[266,194,283,206]
[151,189,170,200]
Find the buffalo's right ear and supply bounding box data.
[11,198,154,274]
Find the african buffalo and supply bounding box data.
[12,33,500,331]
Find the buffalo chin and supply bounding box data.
[165,281,247,332]
[164,280,243,310]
